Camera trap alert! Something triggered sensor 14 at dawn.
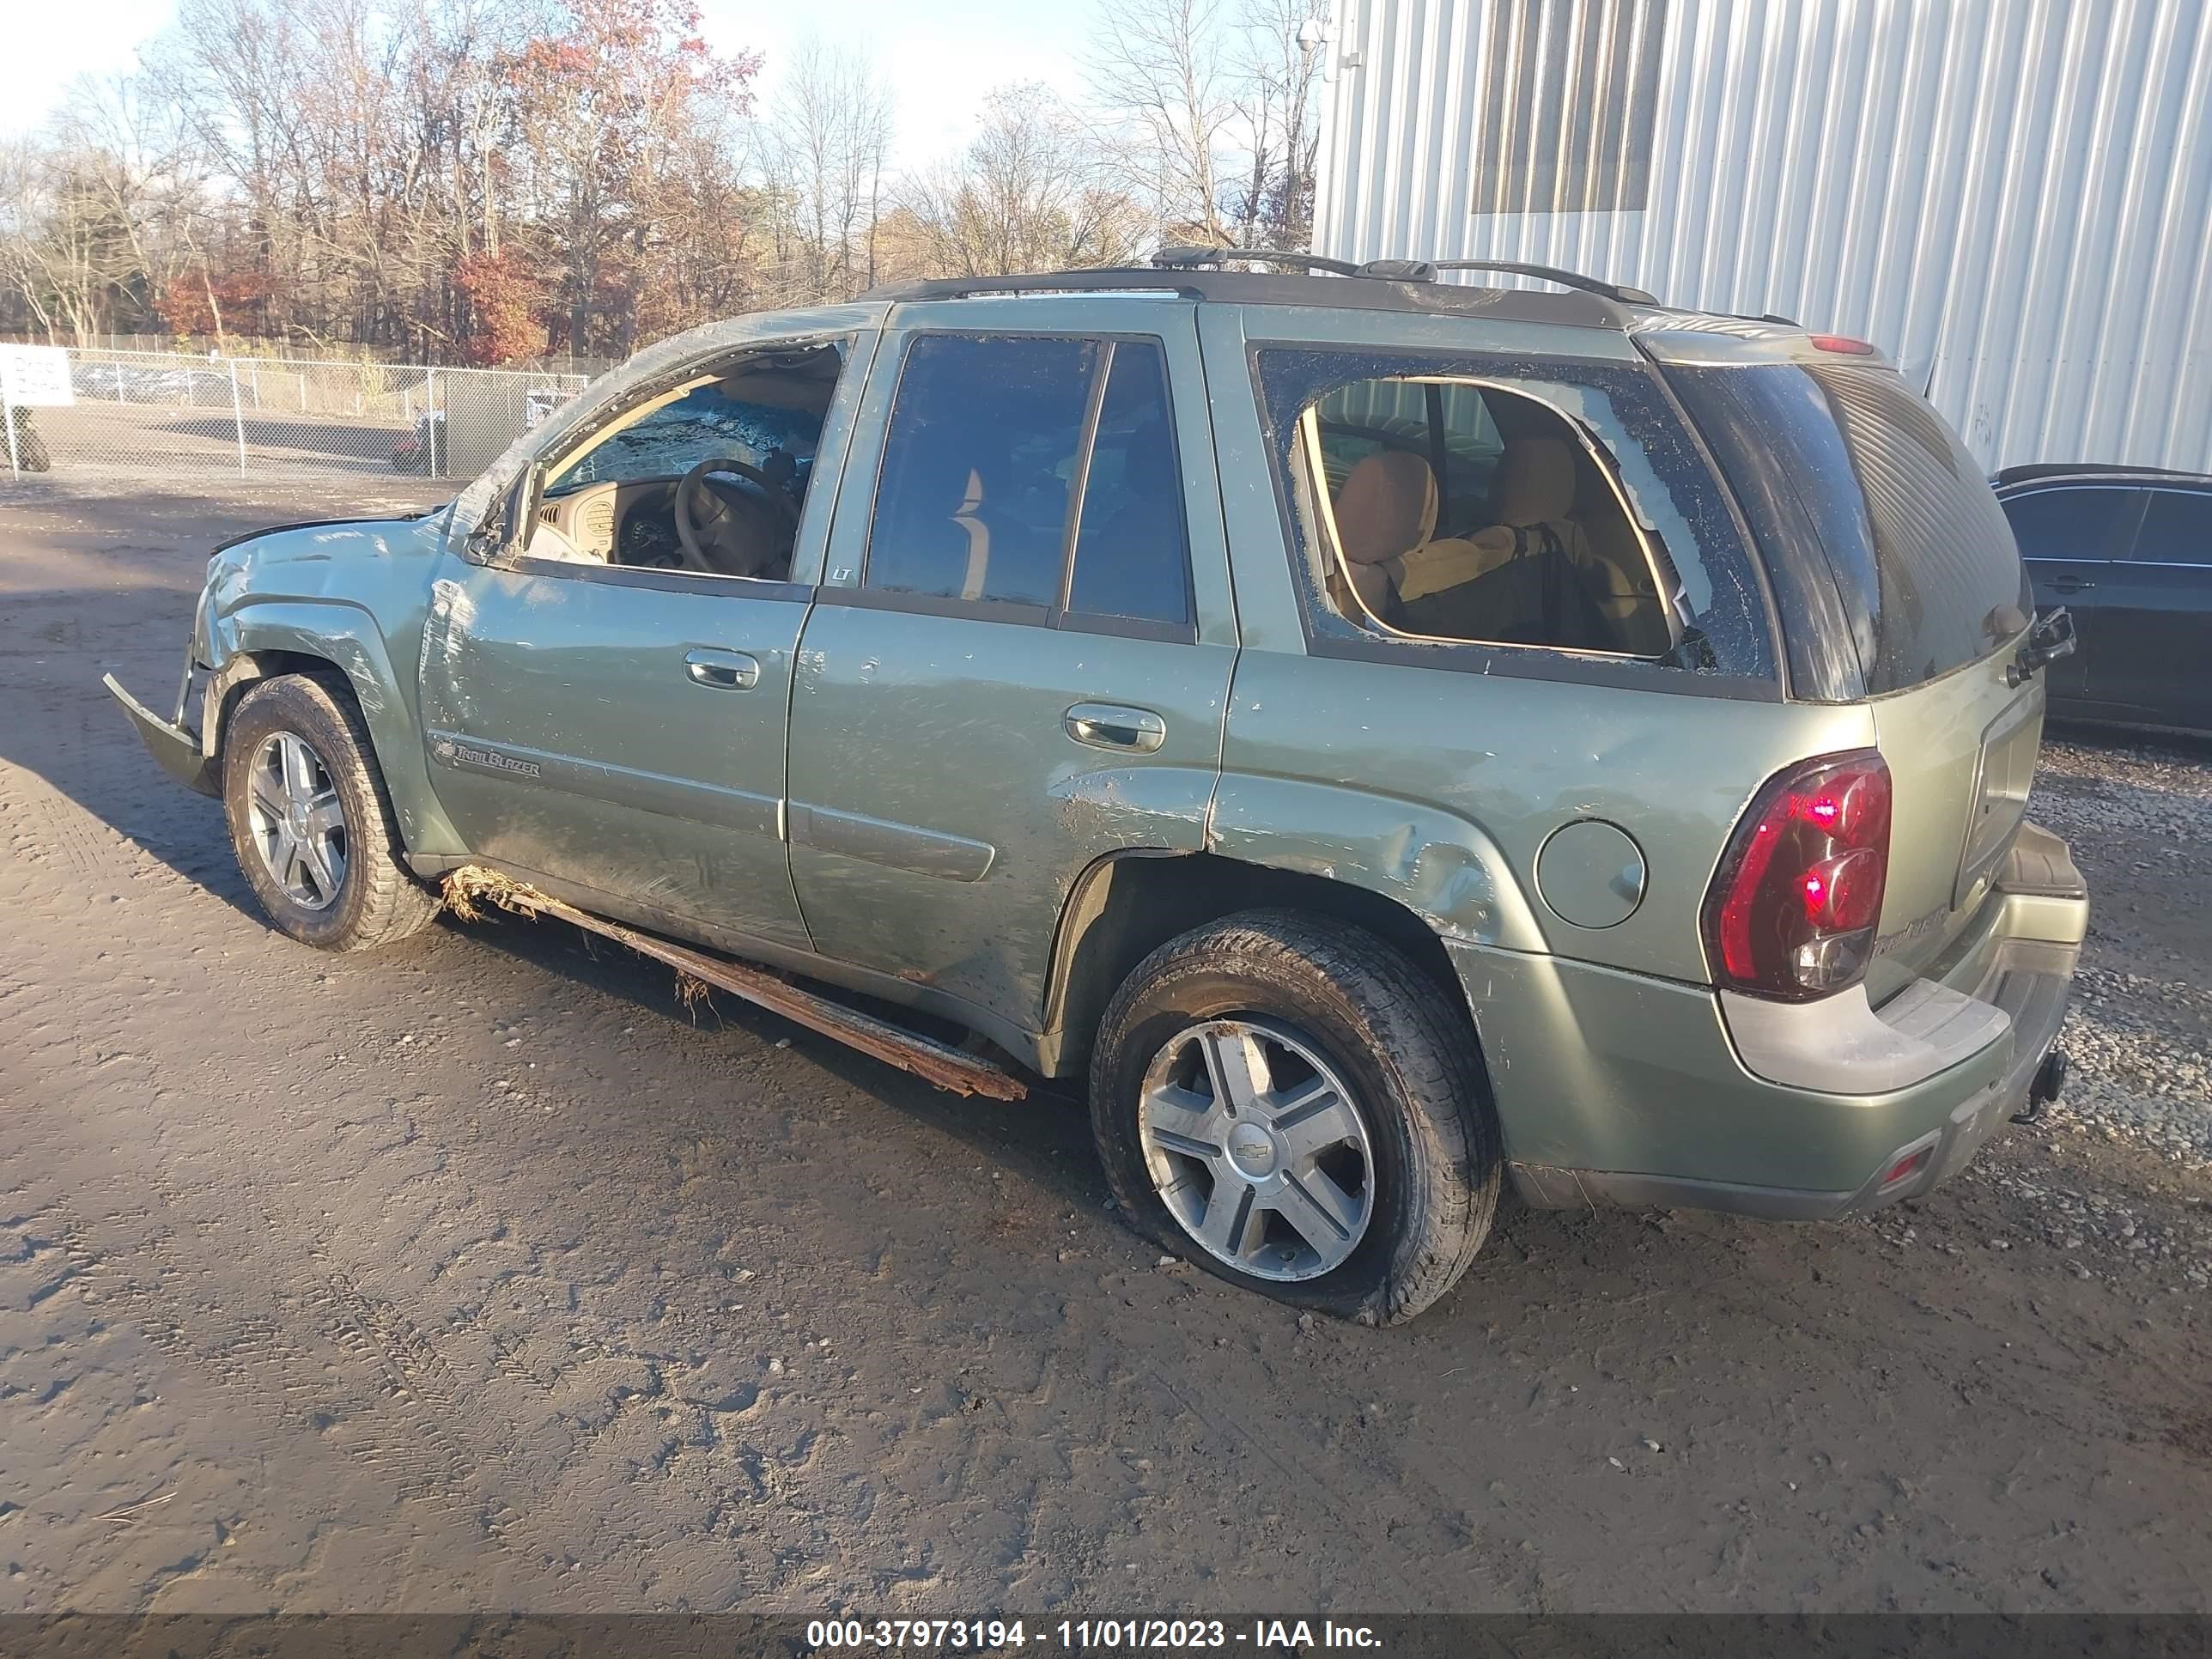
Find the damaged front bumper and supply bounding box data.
[103,672,217,797]
[105,586,220,797]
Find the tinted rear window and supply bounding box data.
[866,334,1098,605]
[1668,362,2031,696]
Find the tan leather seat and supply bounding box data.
[1385,437,1580,609]
[1495,435,1577,526]
[1514,435,1670,649]
[1332,450,1437,616]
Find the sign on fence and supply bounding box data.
[0,345,76,408]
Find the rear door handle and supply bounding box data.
[684,647,760,690]
[1065,702,1166,752]
[2049,579,2096,594]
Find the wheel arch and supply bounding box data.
[205,605,463,857]
[1040,848,1485,1079]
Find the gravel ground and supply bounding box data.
[1,480,2206,1616]
[2035,738,2212,1177]
[1946,735,2212,1307]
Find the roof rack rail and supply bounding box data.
[1151,245,1440,283]
[1152,244,1357,276]
[860,269,1209,303]
[853,258,1643,325]
[1429,260,1658,306]
[1154,246,1656,304]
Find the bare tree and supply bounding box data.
[902,84,1148,277]
[52,74,206,320]
[1085,0,1327,251]
[0,91,195,347]
[1229,0,1327,248]
[1085,0,1236,243]
[757,39,894,304]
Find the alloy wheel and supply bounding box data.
[245,730,349,911]
[1137,1018,1376,1281]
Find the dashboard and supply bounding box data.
[530,478,685,568]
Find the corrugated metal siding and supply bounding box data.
[1313,0,2212,473]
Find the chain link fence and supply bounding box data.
[1,347,590,488]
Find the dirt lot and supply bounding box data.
[2,479,2207,1617]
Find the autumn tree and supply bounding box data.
[0,0,1332,359]
[504,0,761,356]
[453,252,546,364]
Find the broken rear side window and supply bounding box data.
[1255,345,1778,685]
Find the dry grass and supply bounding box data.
[445,864,722,1023]
[674,969,720,1024]
[440,864,552,923]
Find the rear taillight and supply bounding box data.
[1704,750,1892,1001]
[1808,333,1879,355]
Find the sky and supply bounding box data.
[0,0,1095,163]
[3,0,173,134]
[720,0,1093,161]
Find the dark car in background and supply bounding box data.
[392,408,446,475]
[1997,465,2212,735]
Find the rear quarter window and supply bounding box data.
[1804,362,2032,689]
[1668,361,2031,697]
[1254,344,1780,691]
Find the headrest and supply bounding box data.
[1334,449,1437,565]
[1495,436,1578,526]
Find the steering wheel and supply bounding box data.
[672,456,801,574]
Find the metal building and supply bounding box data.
[1311,0,2212,474]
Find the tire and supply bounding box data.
[1089,908,1500,1326]
[221,672,440,952]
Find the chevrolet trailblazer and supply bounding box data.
[109,251,2085,1323]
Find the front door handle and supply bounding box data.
[684,647,760,690]
[2049,579,2096,594]
[1065,702,1165,753]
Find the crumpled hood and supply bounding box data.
[208,511,450,609]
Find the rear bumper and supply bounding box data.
[1462,822,2086,1222]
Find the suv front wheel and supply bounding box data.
[221,673,440,952]
[1089,909,1500,1325]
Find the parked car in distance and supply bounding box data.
[392,408,446,475]
[1997,464,2212,736]
[106,252,2086,1325]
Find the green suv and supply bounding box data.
[107,255,2087,1324]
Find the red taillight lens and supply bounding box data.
[1705,750,1892,1000]
[1881,1146,1933,1188]
[1808,332,1879,356]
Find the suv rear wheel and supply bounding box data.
[1089,909,1499,1325]
[221,673,439,952]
